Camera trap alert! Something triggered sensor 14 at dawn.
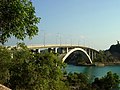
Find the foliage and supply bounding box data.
[65,72,90,90]
[92,71,120,90]
[0,46,11,85]
[0,0,40,44]
[93,50,106,63]
[94,43,120,63]
[8,43,34,89]
[64,71,120,90]
[0,43,68,90]
[31,52,68,90]
[0,44,120,90]
[93,50,116,63]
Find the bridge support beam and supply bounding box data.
[66,47,69,53]
[55,48,58,53]
[87,49,94,61]
[53,48,58,53]
[93,52,97,60]
[91,51,94,61]
[88,49,91,56]
[38,49,41,53]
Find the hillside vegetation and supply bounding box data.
[93,41,120,64]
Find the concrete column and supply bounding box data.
[38,49,41,53]
[91,51,94,60]
[66,47,69,53]
[88,49,91,56]
[54,48,58,53]
[88,49,92,60]
[94,52,97,59]
[62,48,66,54]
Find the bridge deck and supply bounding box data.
[27,44,98,52]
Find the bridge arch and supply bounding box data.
[62,48,92,64]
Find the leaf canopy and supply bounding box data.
[0,0,40,44]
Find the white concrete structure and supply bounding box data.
[62,48,92,63]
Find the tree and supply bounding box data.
[32,52,68,90]
[93,50,107,63]
[66,72,89,90]
[0,46,11,85]
[7,43,68,90]
[92,71,120,90]
[0,0,40,44]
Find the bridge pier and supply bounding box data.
[38,49,41,53]
[88,49,91,56]
[52,48,58,53]
[91,51,94,61]
[93,52,97,60]
[55,48,58,53]
[66,47,69,53]
[86,49,94,61]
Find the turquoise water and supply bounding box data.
[66,64,120,82]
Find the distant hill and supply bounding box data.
[108,41,120,59]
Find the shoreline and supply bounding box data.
[76,62,120,67]
[104,62,120,66]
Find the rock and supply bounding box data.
[0,84,11,90]
[95,63,105,66]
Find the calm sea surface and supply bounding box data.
[66,64,120,82]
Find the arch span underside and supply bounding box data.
[62,48,92,64]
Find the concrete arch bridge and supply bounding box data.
[28,45,99,64]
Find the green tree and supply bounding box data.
[66,72,89,90]
[8,43,68,90]
[93,50,107,63]
[92,71,120,90]
[8,43,34,89]
[0,46,11,85]
[32,52,68,90]
[0,0,40,44]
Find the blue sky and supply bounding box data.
[6,0,120,50]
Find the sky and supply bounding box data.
[6,0,120,50]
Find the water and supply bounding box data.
[66,64,120,82]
